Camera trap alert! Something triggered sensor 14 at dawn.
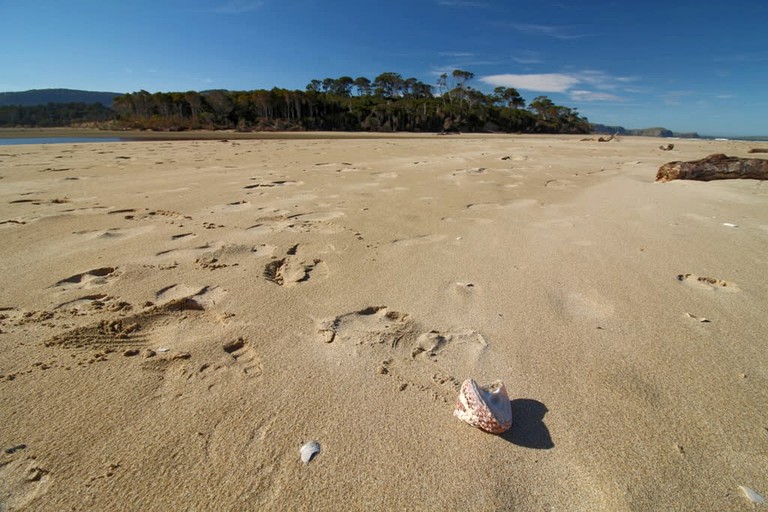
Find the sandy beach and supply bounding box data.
[1,133,766,511]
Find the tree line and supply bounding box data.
[1,70,591,134]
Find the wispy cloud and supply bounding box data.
[569,90,621,102]
[480,73,579,92]
[575,70,637,90]
[480,70,637,102]
[507,23,592,40]
[215,1,264,14]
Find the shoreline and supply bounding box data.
[0,127,516,141]
[2,127,766,144]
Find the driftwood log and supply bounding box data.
[656,154,768,182]
[748,148,768,154]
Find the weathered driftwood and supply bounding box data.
[656,153,768,182]
[748,148,768,154]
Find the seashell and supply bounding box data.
[300,441,321,464]
[738,485,765,504]
[453,379,512,434]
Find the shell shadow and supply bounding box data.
[501,398,554,449]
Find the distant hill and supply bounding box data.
[591,123,699,139]
[0,88,122,107]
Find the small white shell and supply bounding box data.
[300,441,321,464]
[738,485,765,504]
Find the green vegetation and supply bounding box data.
[111,71,590,134]
[1,71,592,134]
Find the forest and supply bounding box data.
[0,70,592,134]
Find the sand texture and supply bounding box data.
[1,134,766,511]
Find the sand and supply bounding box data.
[0,133,766,511]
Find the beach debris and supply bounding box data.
[659,143,674,151]
[684,312,710,323]
[454,379,512,434]
[656,154,768,182]
[156,347,170,352]
[738,485,765,505]
[5,444,27,454]
[300,441,321,464]
[722,222,738,228]
[748,148,768,154]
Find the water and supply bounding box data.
[0,137,128,146]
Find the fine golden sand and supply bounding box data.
[1,134,766,511]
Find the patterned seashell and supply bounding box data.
[453,379,512,434]
[300,441,321,463]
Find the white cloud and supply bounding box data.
[569,90,621,102]
[480,73,579,92]
[480,70,637,103]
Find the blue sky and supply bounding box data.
[1,0,766,135]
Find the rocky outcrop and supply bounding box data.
[656,154,768,182]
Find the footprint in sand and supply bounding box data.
[54,267,119,290]
[262,244,327,287]
[54,294,132,313]
[155,337,263,400]
[44,289,226,374]
[316,306,487,402]
[155,284,226,307]
[0,457,52,510]
[677,273,740,292]
[251,243,277,259]
[222,337,263,377]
